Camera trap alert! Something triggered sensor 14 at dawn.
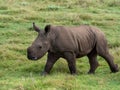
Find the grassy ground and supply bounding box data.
[0,0,120,90]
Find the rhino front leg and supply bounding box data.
[63,52,76,75]
[42,52,60,75]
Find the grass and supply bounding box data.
[0,0,120,90]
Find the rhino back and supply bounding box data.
[49,25,104,56]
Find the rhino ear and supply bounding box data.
[33,22,40,32]
[45,25,51,34]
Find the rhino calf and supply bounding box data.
[27,23,119,75]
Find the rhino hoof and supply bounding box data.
[88,71,95,74]
[71,73,77,76]
[111,64,119,73]
[40,71,48,76]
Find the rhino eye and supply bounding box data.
[38,46,42,49]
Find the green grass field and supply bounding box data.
[0,0,120,90]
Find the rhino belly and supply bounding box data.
[76,48,92,58]
[75,36,95,58]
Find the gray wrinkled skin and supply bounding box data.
[27,23,119,75]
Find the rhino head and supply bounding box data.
[27,23,51,60]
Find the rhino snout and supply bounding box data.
[27,47,38,60]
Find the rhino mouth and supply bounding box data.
[27,55,39,60]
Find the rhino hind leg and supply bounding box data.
[96,39,119,73]
[99,52,119,73]
[87,49,99,74]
